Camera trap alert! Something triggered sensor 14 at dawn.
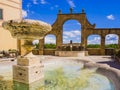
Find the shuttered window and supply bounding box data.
[0,9,3,20]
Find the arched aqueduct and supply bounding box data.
[20,9,120,55]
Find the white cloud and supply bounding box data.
[106,34,118,44]
[40,0,47,4]
[22,10,27,18]
[63,30,81,43]
[67,0,76,8]
[63,30,81,38]
[88,34,118,45]
[32,40,39,45]
[88,36,101,45]
[107,14,115,20]
[33,0,38,4]
[45,35,56,44]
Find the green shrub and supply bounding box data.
[87,44,100,48]
[105,44,119,49]
[44,44,56,49]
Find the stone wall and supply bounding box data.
[44,49,56,55]
[0,0,22,50]
[38,9,120,55]
[87,48,101,55]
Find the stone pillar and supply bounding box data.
[13,56,44,90]
[118,35,120,49]
[81,27,86,51]
[56,32,62,49]
[17,39,21,55]
[101,35,105,55]
[19,40,34,56]
[39,38,44,55]
[20,39,26,56]
[20,40,34,56]
[84,36,88,51]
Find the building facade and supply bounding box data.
[0,0,22,50]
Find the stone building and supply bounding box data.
[0,0,22,50]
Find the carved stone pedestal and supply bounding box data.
[13,56,44,85]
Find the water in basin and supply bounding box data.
[0,60,114,90]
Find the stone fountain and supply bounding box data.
[2,19,52,55]
[2,19,52,90]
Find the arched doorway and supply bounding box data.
[87,34,101,55]
[44,34,56,55]
[105,34,119,55]
[105,34,119,49]
[44,34,56,49]
[63,20,81,44]
[87,34,101,48]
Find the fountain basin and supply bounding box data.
[2,19,52,39]
[0,57,120,90]
[55,51,88,57]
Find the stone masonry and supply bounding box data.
[13,56,44,84]
[39,9,120,55]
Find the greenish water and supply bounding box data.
[0,61,114,90]
[44,63,114,90]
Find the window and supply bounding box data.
[0,9,3,20]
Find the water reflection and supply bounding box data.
[13,79,44,90]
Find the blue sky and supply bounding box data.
[22,0,120,44]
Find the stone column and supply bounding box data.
[118,35,120,49]
[84,36,88,51]
[101,35,105,55]
[39,38,44,55]
[17,39,21,55]
[56,31,62,50]
[20,40,34,56]
[13,57,44,89]
[20,39,26,56]
[81,26,86,51]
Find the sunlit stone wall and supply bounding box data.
[0,0,22,50]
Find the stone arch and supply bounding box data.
[51,11,95,49]
[87,34,101,48]
[38,9,120,55]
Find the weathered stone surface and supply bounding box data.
[13,64,44,84]
[13,56,44,84]
[84,62,120,90]
[2,19,52,39]
[17,57,41,66]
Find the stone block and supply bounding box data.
[17,57,41,66]
[13,64,44,84]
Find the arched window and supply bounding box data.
[87,34,101,48]
[0,9,3,19]
[63,20,81,44]
[44,34,56,49]
[105,34,119,48]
